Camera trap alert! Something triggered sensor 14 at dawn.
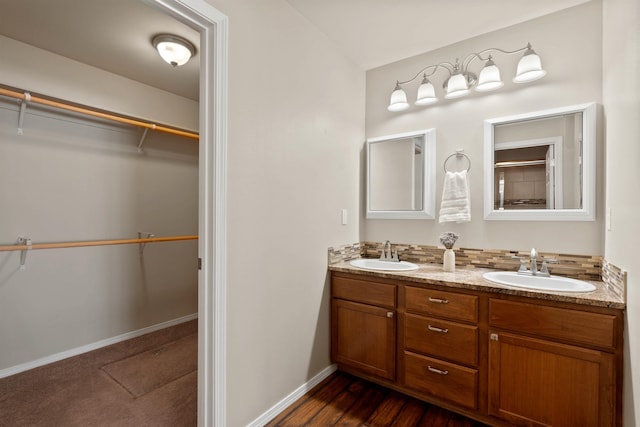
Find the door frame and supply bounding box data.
[143,1,228,426]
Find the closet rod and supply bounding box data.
[0,87,199,140]
[0,235,198,252]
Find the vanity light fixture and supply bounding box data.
[388,43,546,112]
[152,34,196,67]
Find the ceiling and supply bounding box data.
[0,0,592,100]
[285,0,591,70]
[0,0,200,100]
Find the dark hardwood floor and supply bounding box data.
[265,371,488,427]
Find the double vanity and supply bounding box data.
[351,98,623,425]
[329,255,624,427]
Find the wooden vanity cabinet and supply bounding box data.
[330,272,623,427]
[331,274,397,381]
[488,299,621,427]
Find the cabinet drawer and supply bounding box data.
[332,275,396,308]
[404,351,477,409]
[404,314,478,367]
[490,299,617,349]
[405,287,477,322]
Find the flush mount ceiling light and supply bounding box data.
[388,43,546,112]
[152,34,196,67]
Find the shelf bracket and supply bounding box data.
[137,125,156,153]
[18,236,32,271]
[137,128,149,153]
[17,92,31,135]
[138,231,154,254]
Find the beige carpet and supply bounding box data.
[0,320,197,427]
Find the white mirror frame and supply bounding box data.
[483,102,597,221]
[366,128,436,219]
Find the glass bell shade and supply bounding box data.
[476,58,504,92]
[444,73,470,99]
[513,47,547,83]
[388,82,409,112]
[153,34,195,67]
[415,76,438,106]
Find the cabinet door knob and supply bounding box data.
[386,312,394,318]
[490,333,499,341]
[428,297,449,304]
[428,325,449,333]
[427,366,449,375]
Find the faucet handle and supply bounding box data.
[540,258,558,275]
[511,256,528,273]
[380,240,396,261]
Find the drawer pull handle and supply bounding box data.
[428,297,449,304]
[427,366,449,375]
[428,325,449,333]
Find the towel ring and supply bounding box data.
[443,150,471,173]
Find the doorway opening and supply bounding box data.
[145,1,228,425]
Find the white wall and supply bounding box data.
[602,0,640,424]
[0,38,199,370]
[204,0,364,425]
[364,1,603,255]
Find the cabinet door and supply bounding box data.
[332,299,395,380]
[489,331,615,427]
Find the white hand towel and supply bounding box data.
[439,170,471,223]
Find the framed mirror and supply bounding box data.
[366,128,436,219]
[483,103,596,221]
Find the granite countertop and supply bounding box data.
[329,259,626,310]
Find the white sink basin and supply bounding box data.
[483,271,596,293]
[350,259,419,271]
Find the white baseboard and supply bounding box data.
[247,364,338,427]
[0,313,198,379]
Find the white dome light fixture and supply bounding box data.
[152,34,196,67]
[387,42,546,112]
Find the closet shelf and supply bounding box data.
[0,85,199,140]
[0,235,198,252]
[494,159,546,168]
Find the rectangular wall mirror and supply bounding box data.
[366,128,436,219]
[483,103,596,221]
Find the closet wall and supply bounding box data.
[0,36,199,372]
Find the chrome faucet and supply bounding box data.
[530,247,538,275]
[513,247,557,277]
[380,240,399,262]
